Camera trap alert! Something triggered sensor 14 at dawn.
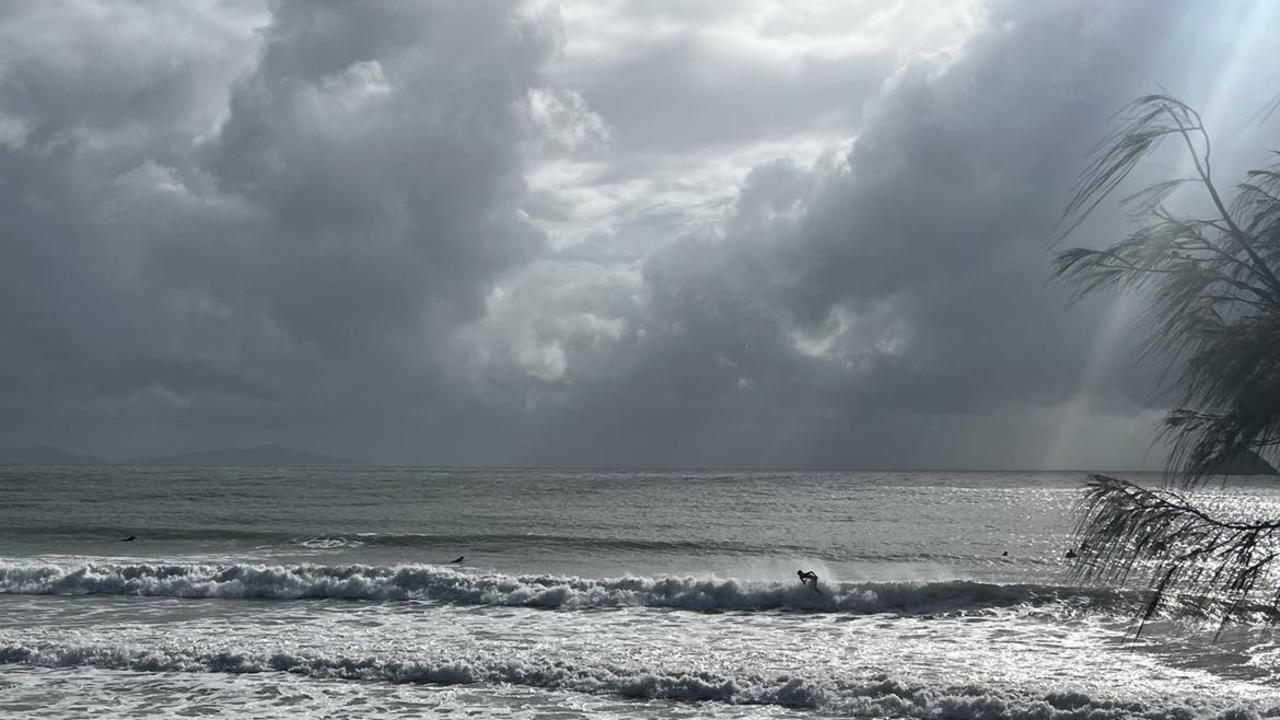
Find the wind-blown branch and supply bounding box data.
[1070,474,1280,633]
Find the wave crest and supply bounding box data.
[0,560,1120,614]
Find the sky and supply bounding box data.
[1,0,1277,468]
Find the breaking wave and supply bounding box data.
[0,641,1266,720]
[0,560,1124,614]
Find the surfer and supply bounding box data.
[797,569,820,593]
[121,535,137,542]
[448,556,464,564]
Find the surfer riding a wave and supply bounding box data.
[797,569,821,594]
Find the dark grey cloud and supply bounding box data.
[0,0,555,456]
[0,0,1272,467]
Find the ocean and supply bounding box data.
[1,466,1277,719]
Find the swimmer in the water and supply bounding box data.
[121,535,137,542]
[448,556,464,564]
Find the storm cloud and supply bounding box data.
[2,0,1276,467]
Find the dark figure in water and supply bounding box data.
[1001,550,1008,557]
[797,570,821,593]
[1065,548,1078,559]
[448,556,464,564]
[121,535,137,542]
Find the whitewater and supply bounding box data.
[1,466,1278,719]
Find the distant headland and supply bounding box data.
[1205,449,1279,476]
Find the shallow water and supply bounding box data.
[1,466,1278,718]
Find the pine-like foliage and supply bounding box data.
[1056,95,1280,630]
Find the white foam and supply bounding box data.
[0,640,1265,720]
[0,560,1122,614]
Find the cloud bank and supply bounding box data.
[2,0,1276,467]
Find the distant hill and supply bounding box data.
[1206,449,1278,476]
[0,444,104,465]
[131,444,364,467]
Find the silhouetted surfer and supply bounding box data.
[448,556,464,564]
[121,535,137,542]
[797,570,821,594]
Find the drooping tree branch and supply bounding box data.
[1070,474,1280,633]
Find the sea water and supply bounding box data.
[0,466,1277,719]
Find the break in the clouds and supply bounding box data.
[1,0,1277,467]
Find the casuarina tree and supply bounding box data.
[1056,94,1280,631]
